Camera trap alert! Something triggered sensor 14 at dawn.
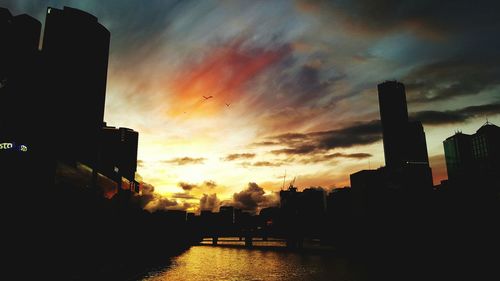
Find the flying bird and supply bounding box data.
[225,103,230,107]
[203,95,213,100]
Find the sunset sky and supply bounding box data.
[4,0,500,212]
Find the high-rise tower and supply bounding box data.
[42,6,110,165]
[377,81,430,168]
[378,81,409,168]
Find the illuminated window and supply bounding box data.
[48,8,51,14]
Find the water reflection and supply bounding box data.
[142,246,360,281]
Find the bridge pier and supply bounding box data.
[244,236,253,247]
[212,236,218,245]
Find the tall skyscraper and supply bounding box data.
[42,6,110,165]
[350,81,433,197]
[378,81,409,168]
[377,81,430,168]
[0,10,41,142]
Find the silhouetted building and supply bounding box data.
[100,124,139,190]
[444,122,500,189]
[405,120,430,164]
[472,122,500,175]
[378,81,430,169]
[279,185,326,238]
[375,81,433,190]
[378,81,409,168]
[350,169,384,216]
[279,185,299,213]
[443,132,473,181]
[1,8,47,189]
[219,206,235,225]
[42,6,110,165]
[166,210,187,224]
[0,10,41,143]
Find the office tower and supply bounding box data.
[42,6,110,165]
[444,122,500,185]
[378,81,431,168]
[0,10,41,141]
[377,81,409,168]
[443,132,473,181]
[471,122,500,174]
[101,124,139,184]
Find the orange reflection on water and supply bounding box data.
[142,245,360,281]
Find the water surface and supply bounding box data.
[141,245,361,281]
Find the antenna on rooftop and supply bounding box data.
[282,169,286,190]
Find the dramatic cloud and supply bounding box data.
[300,152,372,164]
[178,182,197,191]
[222,153,256,161]
[269,120,382,156]
[411,103,500,125]
[298,0,500,38]
[177,180,216,191]
[231,182,278,214]
[133,182,181,212]
[405,59,500,103]
[168,40,292,116]
[164,157,206,165]
[199,193,220,212]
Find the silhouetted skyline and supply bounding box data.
[2,1,500,212]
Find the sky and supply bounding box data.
[3,0,500,213]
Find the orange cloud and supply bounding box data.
[168,42,291,117]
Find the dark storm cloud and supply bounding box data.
[411,103,500,126]
[271,145,317,155]
[231,182,278,214]
[405,59,500,103]
[269,120,382,156]
[300,0,500,36]
[222,153,256,161]
[300,152,372,164]
[164,157,206,165]
[178,182,197,191]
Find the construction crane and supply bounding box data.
[288,177,297,191]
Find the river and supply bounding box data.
[140,245,362,281]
